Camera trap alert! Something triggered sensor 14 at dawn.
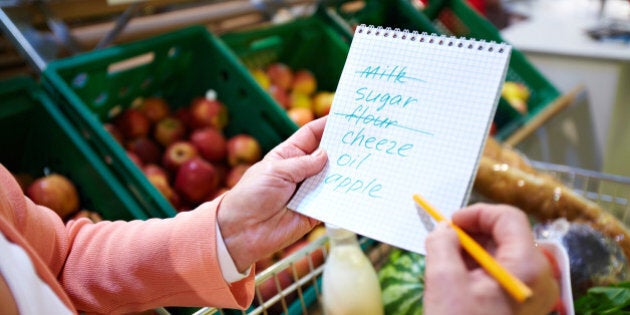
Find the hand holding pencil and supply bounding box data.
[420,200,560,315]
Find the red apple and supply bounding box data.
[291,69,317,95]
[147,173,180,207]
[138,97,170,123]
[255,254,276,275]
[11,172,34,193]
[26,174,80,218]
[208,187,229,200]
[287,107,314,127]
[143,164,169,181]
[190,127,227,163]
[282,239,325,279]
[174,157,217,204]
[268,85,290,109]
[103,123,124,145]
[312,91,335,118]
[162,141,199,172]
[266,62,293,91]
[211,163,229,190]
[256,269,294,310]
[225,164,250,188]
[174,107,194,127]
[189,90,228,130]
[154,116,186,147]
[489,122,498,136]
[226,134,262,166]
[126,150,144,168]
[126,137,162,165]
[69,209,103,223]
[114,108,151,140]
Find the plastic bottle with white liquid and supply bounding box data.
[321,225,384,315]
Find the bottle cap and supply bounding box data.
[325,224,356,239]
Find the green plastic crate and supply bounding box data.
[220,16,351,95]
[0,76,149,221]
[42,25,298,220]
[317,0,561,140]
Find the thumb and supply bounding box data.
[277,148,328,183]
[425,222,467,282]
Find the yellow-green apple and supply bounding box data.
[289,91,312,110]
[190,127,227,163]
[287,107,314,127]
[174,157,218,204]
[312,91,335,117]
[251,68,271,90]
[138,97,170,123]
[26,174,80,218]
[189,90,228,130]
[226,134,262,166]
[306,224,327,243]
[154,116,186,147]
[162,141,199,172]
[225,164,250,188]
[266,62,293,91]
[501,81,529,114]
[126,137,162,165]
[114,108,151,139]
[291,69,317,95]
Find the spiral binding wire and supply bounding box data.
[355,24,509,53]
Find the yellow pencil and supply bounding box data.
[413,194,533,303]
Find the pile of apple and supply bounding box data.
[105,90,329,306]
[250,62,335,126]
[104,90,262,212]
[12,171,103,223]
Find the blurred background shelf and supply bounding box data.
[0,0,320,74]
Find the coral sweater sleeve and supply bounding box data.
[0,164,255,314]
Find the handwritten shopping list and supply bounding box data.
[288,26,511,254]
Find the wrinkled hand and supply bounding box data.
[218,117,328,272]
[424,203,559,315]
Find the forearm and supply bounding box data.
[60,198,254,314]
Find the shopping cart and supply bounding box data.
[192,161,630,315]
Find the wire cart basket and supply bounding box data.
[191,160,630,315]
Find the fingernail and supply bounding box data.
[435,221,451,232]
[313,148,325,156]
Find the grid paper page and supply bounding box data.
[288,25,511,254]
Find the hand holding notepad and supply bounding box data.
[288,25,511,254]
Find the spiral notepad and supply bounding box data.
[288,25,511,254]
